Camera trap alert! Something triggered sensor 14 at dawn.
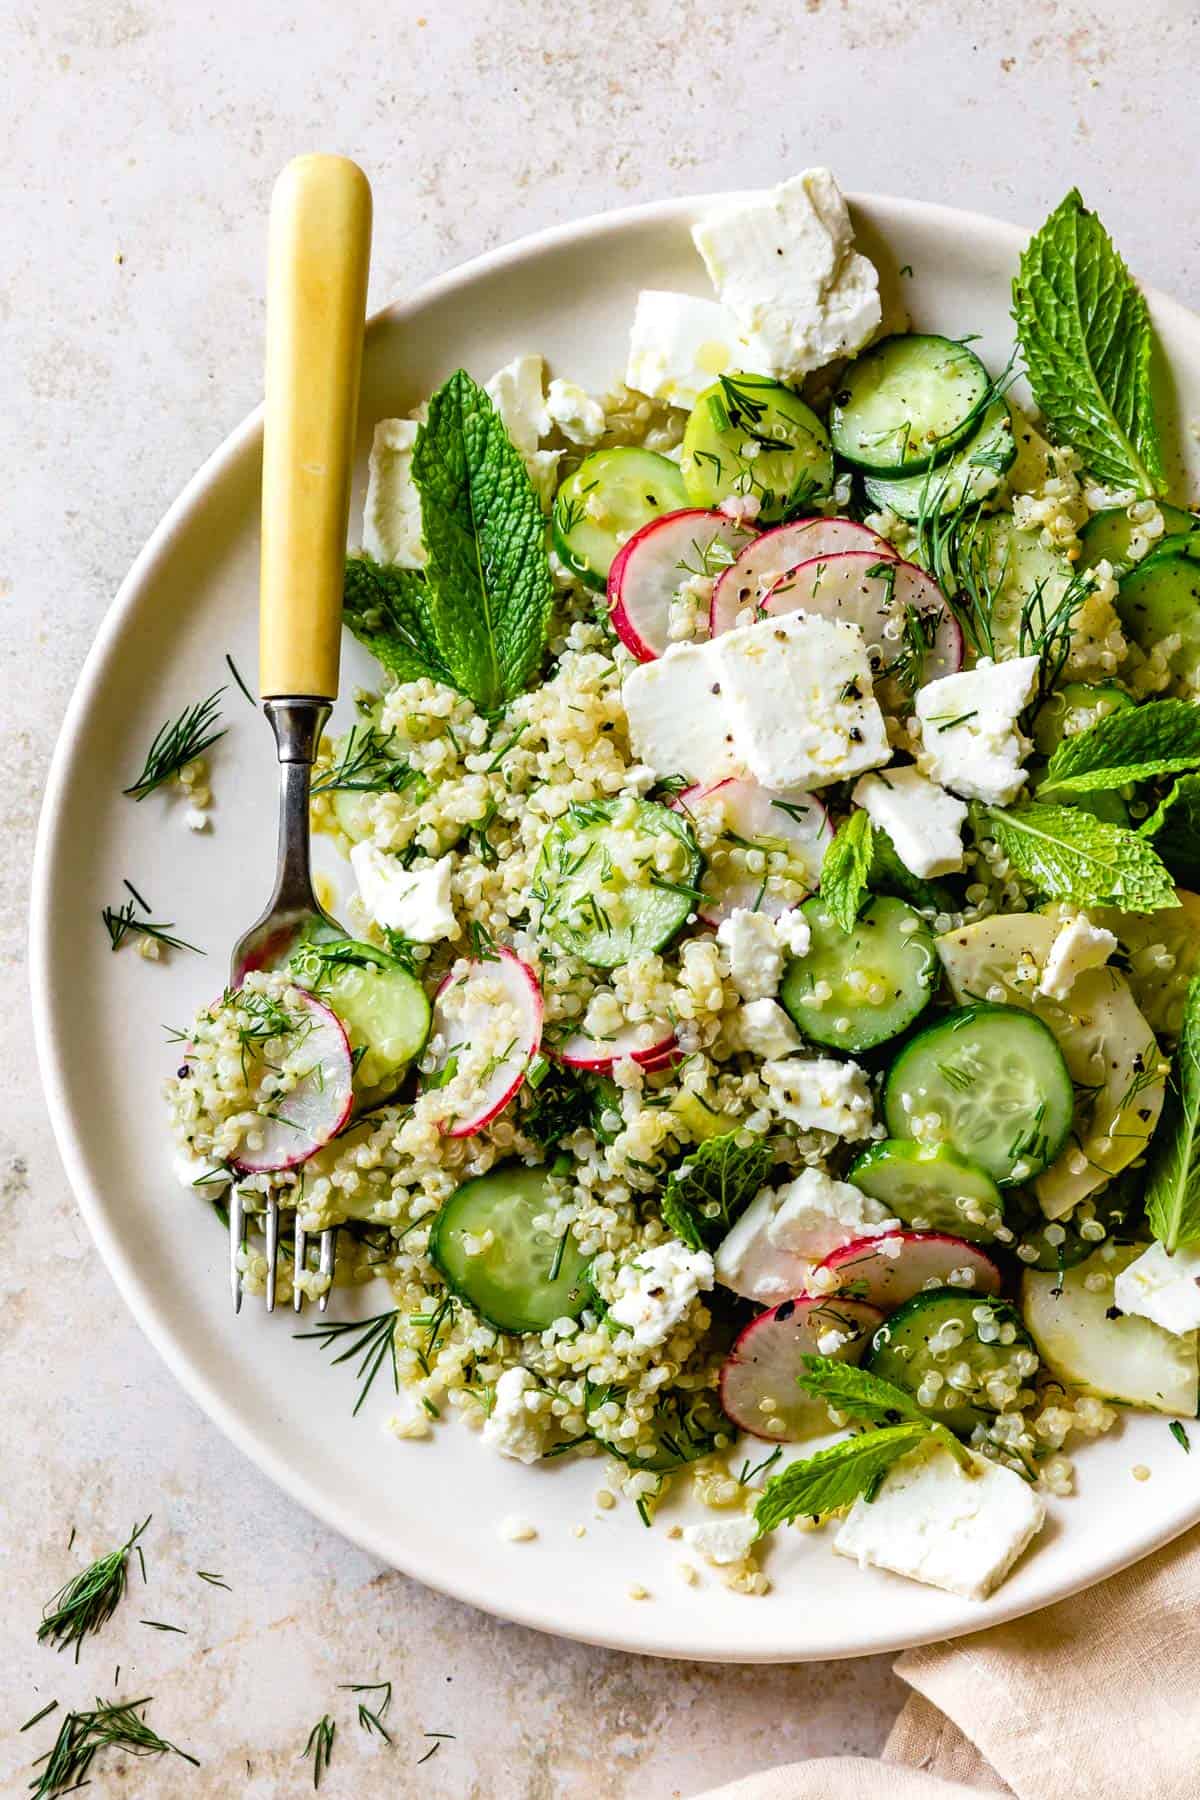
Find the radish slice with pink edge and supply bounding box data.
[554,1018,678,1073]
[710,517,895,635]
[607,508,753,661]
[424,947,543,1139]
[232,990,354,1174]
[761,551,963,709]
[674,777,833,923]
[719,1295,886,1441]
[812,1231,1002,1311]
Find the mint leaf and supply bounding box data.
[411,369,554,714]
[1140,773,1200,887]
[796,1353,972,1470]
[659,1132,773,1251]
[983,801,1177,912]
[754,1423,927,1534]
[342,555,455,689]
[1040,699,1200,798]
[819,809,874,932]
[1013,191,1165,496]
[1147,977,1200,1252]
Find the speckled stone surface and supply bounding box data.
[5,2,1200,1793]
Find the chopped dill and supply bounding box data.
[37,1517,151,1661]
[339,1679,393,1742]
[124,688,226,799]
[301,1714,335,1788]
[29,1694,198,1797]
[294,1309,400,1416]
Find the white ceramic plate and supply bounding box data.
[31,192,1200,1662]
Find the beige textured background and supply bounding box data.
[5,1,1200,1794]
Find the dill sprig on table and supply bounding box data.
[123,688,226,799]
[301,1714,336,1788]
[29,1695,198,1797]
[339,1679,393,1742]
[37,1517,151,1660]
[102,895,203,956]
[294,1308,400,1416]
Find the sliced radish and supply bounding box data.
[607,509,752,660]
[233,990,354,1174]
[710,517,895,635]
[674,777,833,923]
[761,552,963,708]
[814,1231,1002,1311]
[719,1295,885,1441]
[554,1018,678,1072]
[425,948,543,1138]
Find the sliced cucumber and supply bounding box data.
[290,940,431,1105]
[848,1140,1006,1243]
[1031,681,1134,758]
[552,448,688,591]
[535,797,701,968]
[883,1004,1074,1186]
[830,334,991,475]
[1117,537,1200,682]
[981,514,1074,654]
[863,397,1014,521]
[680,374,833,523]
[429,1165,591,1335]
[779,895,937,1053]
[866,1289,1038,1435]
[1022,1244,1199,1416]
[1078,503,1197,574]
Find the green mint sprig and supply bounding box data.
[1140,773,1200,888]
[1039,698,1200,799]
[981,801,1176,913]
[1146,976,1200,1253]
[818,809,875,932]
[660,1132,773,1251]
[342,555,454,689]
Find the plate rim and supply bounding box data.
[29,186,1200,1663]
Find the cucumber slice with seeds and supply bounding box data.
[863,397,1015,521]
[1031,681,1134,757]
[553,448,689,591]
[1117,537,1200,682]
[535,797,701,968]
[883,1004,1074,1186]
[681,374,834,524]
[848,1140,1006,1243]
[429,1165,591,1336]
[830,334,991,475]
[779,895,937,1053]
[1078,503,1197,575]
[290,939,431,1107]
[866,1289,1038,1436]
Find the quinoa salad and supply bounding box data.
[164,171,1200,1605]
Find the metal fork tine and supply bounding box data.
[265,1195,280,1313]
[294,1216,309,1313]
[317,1227,337,1312]
[230,1186,245,1313]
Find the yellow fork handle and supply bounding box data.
[259,154,372,700]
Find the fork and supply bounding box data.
[228,153,372,1315]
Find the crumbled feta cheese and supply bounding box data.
[682,1514,758,1566]
[714,1166,895,1302]
[733,997,801,1058]
[774,908,812,959]
[691,169,882,380]
[834,1437,1046,1601]
[1114,1241,1200,1336]
[1037,913,1118,1002]
[622,640,745,785]
[717,908,784,1000]
[362,418,425,568]
[544,377,606,446]
[607,1239,714,1348]
[484,354,560,506]
[625,290,755,408]
[914,656,1040,805]
[851,764,967,879]
[711,612,891,791]
[482,1366,549,1465]
[761,1056,875,1138]
[350,843,457,942]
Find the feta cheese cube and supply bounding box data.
[852,764,967,879]
[692,170,882,380]
[482,1367,549,1465]
[350,843,457,942]
[833,1437,1046,1601]
[1037,912,1119,1001]
[607,1239,714,1349]
[915,655,1040,806]
[622,640,745,785]
[717,908,784,1000]
[682,1515,758,1566]
[1114,1240,1200,1337]
[712,611,890,791]
[714,1166,895,1302]
[732,997,801,1059]
[762,1055,875,1138]
[485,354,560,506]
[544,377,606,446]
[362,418,425,568]
[626,290,754,409]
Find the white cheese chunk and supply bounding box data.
[915,655,1040,805]
[834,1437,1046,1601]
[762,1055,875,1139]
[607,1239,714,1349]
[1114,1240,1200,1337]
[544,377,606,446]
[774,908,812,959]
[717,908,784,1000]
[692,169,882,380]
[1037,912,1119,1001]
[712,611,890,791]
[621,640,745,785]
[481,1367,550,1465]
[682,1515,758,1566]
[852,764,967,879]
[361,418,425,568]
[626,290,756,408]
[484,353,560,506]
[732,997,801,1059]
[713,1166,895,1303]
[350,843,457,943]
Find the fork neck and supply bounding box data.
[264,696,331,911]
